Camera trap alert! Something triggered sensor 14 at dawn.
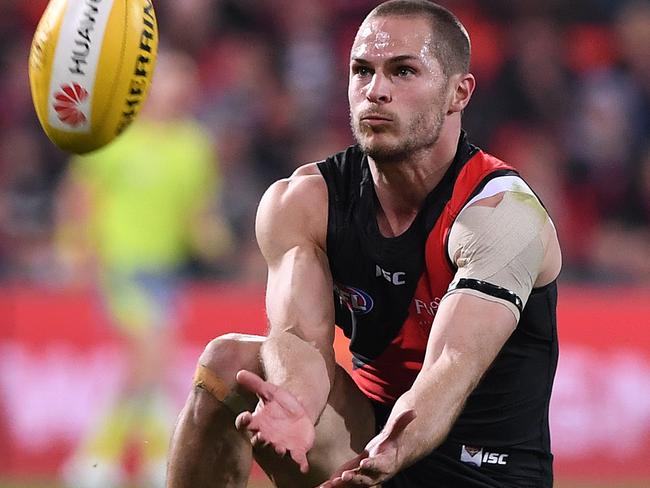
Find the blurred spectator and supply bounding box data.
[590,141,650,284]
[558,0,649,280]
[56,50,233,488]
[0,1,647,485]
[493,16,574,133]
[195,33,281,278]
[274,0,338,125]
[0,0,647,287]
[616,1,650,101]
[569,70,640,216]
[0,13,67,282]
[0,127,59,282]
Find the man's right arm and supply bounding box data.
[254,166,336,425]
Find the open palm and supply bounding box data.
[235,370,315,473]
[319,409,416,487]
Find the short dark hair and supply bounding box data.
[368,0,471,76]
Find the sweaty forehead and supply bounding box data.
[351,15,434,61]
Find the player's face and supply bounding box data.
[349,15,450,163]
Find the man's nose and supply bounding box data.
[365,73,391,104]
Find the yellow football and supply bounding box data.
[28,0,158,154]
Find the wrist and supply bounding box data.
[261,333,332,424]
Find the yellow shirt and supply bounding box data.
[71,118,218,270]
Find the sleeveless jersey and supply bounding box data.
[317,132,558,486]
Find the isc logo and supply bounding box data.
[375,265,406,285]
[460,445,509,467]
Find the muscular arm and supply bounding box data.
[387,292,515,466]
[255,165,336,424]
[378,190,562,471]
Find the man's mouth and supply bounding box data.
[360,113,393,122]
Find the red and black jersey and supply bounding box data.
[317,132,558,486]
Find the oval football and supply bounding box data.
[28,0,158,154]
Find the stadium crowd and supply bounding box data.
[0,0,648,286]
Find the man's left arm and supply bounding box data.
[321,189,561,487]
[321,293,516,488]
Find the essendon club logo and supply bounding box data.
[53,83,89,127]
[460,445,509,467]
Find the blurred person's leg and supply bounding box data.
[167,334,376,488]
[64,269,181,488]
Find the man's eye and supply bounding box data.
[396,66,416,77]
[353,66,372,76]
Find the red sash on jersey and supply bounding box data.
[353,150,517,404]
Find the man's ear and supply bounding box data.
[448,73,476,114]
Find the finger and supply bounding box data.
[358,454,389,476]
[341,470,356,482]
[274,388,306,416]
[326,477,346,487]
[359,457,375,471]
[251,432,267,447]
[336,450,369,475]
[290,449,310,474]
[234,411,253,431]
[236,370,274,402]
[341,470,376,486]
[359,451,387,468]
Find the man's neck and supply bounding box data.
[369,124,461,237]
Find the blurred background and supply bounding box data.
[0,0,648,487]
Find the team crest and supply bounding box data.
[460,445,509,467]
[460,445,483,467]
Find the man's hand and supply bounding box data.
[319,409,416,487]
[234,370,315,473]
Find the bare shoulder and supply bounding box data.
[259,164,327,218]
[255,164,328,262]
[290,161,324,177]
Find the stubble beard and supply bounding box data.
[351,108,446,165]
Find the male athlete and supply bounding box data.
[167,1,561,487]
